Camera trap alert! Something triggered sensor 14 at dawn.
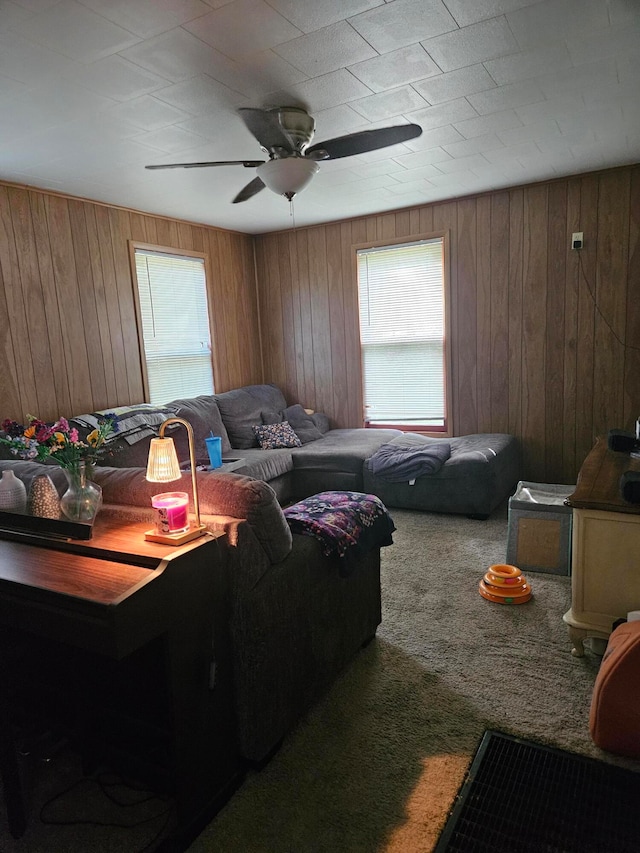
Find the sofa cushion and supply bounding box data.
[234,448,295,482]
[282,405,324,444]
[215,384,287,449]
[167,394,232,458]
[253,421,301,450]
[291,428,401,475]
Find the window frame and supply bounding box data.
[128,241,218,404]
[353,230,453,437]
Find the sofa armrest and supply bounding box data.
[93,466,292,564]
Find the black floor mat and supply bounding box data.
[434,730,640,853]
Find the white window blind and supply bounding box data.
[357,238,446,427]
[134,249,214,404]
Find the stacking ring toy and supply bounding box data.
[479,563,532,604]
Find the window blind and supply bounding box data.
[134,249,214,404]
[357,238,445,427]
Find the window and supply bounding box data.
[132,246,214,404]
[356,236,449,432]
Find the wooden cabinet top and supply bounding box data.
[567,436,640,514]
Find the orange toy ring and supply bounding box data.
[486,571,523,586]
[489,564,520,579]
[480,579,530,597]
[479,580,532,605]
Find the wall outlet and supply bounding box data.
[571,231,583,250]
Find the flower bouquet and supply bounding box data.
[0,414,117,522]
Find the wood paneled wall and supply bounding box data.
[255,165,640,484]
[0,183,262,424]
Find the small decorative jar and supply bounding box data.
[0,469,27,513]
[28,473,61,519]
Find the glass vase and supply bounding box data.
[60,461,102,523]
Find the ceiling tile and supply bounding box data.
[421,16,519,72]
[152,75,247,115]
[78,0,214,39]
[467,80,545,115]
[453,109,523,139]
[219,50,309,100]
[442,132,505,157]
[106,94,195,131]
[348,44,440,93]
[443,0,545,28]
[483,140,541,163]
[0,29,76,86]
[183,0,302,58]
[436,153,491,173]
[534,59,618,101]
[498,118,561,146]
[484,42,573,86]
[404,123,465,150]
[393,147,453,169]
[407,97,478,129]
[119,26,237,83]
[271,69,372,112]
[567,19,640,66]
[413,64,496,105]
[0,79,116,143]
[73,55,171,101]
[313,104,369,138]
[350,85,428,122]
[349,0,457,54]
[273,21,376,77]
[389,162,442,181]
[132,126,209,154]
[514,94,587,125]
[266,0,384,33]
[506,0,610,50]
[0,74,27,105]
[0,1,34,28]
[10,0,141,62]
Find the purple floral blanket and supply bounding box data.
[283,491,395,575]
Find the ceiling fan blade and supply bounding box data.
[307,123,422,160]
[238,107,294,151]
[145,160,264,170]
[232,176,266,204]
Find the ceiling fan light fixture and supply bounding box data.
[256,157,319,200]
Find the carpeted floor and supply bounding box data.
[2,503,638,852]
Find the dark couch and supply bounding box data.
[74,383,520,516]
[0,458,386,764]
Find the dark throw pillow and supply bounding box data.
[282,404,323,444]
[252,421,302,450]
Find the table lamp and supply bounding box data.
[144,417,207,545]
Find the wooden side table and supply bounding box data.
[563,437,640,656]
[0,509,243,843]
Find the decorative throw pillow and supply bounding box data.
[252,421,302,450]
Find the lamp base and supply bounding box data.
[144,523,208,546]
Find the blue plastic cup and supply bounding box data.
[205,436,222,469]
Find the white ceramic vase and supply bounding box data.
[0,469,28,513]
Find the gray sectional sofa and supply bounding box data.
[79,383,520,518]
[0,384,520,779]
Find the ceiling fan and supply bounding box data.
[145,106,422,204]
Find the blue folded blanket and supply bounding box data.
[368,441,451,482]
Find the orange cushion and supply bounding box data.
[590,621,640,758]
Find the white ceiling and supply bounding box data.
[1,0,638,235]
